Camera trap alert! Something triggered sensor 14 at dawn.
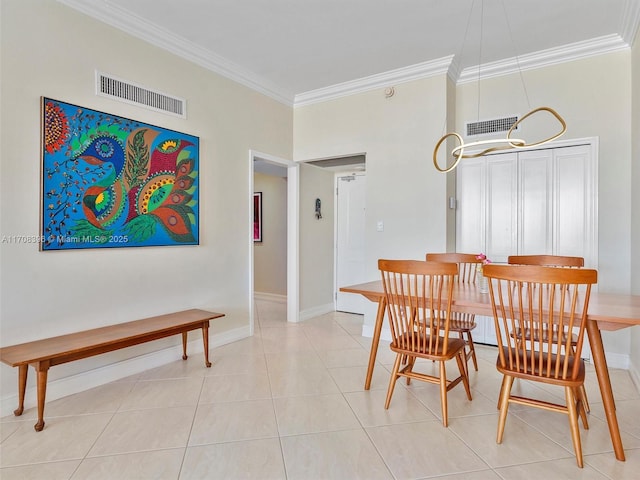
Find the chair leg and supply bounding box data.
[457,332,469,379]
[439,361,448,427]
[565,386,584,468]
[455,337,469,382]
[456,351,472,401]
[405,356,416,385]
[496,375,514,444]
[568,345,590,413]
[574,386,589,430]
[385,354,402,409]
[497,376,507,410]
[466,331,478,371]
[578,384,590,413]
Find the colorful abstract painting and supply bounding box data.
[40,97,199,250]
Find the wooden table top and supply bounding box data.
[340,281,640,331]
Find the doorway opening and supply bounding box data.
[300,153,367,314]
[250,150,299,329]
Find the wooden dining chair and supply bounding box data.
[507,254,590,411]
[507,255,584,268]
[378,259,472,427]
[426,253,483,372]
[483,264,597,468]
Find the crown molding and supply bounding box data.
[293,56,454,107]
[621,0,640,47]
[56,0,295,106]
[57,0,635,107]
[457,34,629,84]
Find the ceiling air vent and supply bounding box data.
[96,71,186,118]
[466,115,518,137]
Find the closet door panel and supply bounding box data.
[554,145,592,260]
[486,153,517,263]
[456,158,485,254]
[519,150,552,254]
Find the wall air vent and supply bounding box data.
[466,115,518,137]
[96,71,186,118]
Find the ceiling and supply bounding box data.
[61,0,639,106]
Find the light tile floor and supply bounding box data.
[2,298,640,479]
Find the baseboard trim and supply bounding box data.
[0,325,250,418]
[629,360,640,393]
[254,292,287,303]
[361,323,392,342]
[597,351,629,370]
[299,303,335,322]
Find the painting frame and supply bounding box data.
[40,97,199,251]
[253,192,262,242]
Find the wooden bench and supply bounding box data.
[0,308,224,431]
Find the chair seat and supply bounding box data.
[391,333,466,360]
[449,318,477,331]
[496,346,585,387]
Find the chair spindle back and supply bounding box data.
[483,264,597,381]
[379,259,457,356]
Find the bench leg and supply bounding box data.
[182,332,188,360]
[202,323,212,367]
[14,364,28,416]
[34,362,50,432]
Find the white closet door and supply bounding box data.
[518,149,553,255]
[455,142,597,347]
[554,145,597,267]
[486,153,518,263]
[455,158,485,254]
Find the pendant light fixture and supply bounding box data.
[433,1,567,173]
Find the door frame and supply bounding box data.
[250,150,299,329]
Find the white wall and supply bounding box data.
[445,77,458,251]
[294,75,450,331]
[0,0,292,414]
[630,32,640,379]
[253,173,288,296]
[298,163,335,318]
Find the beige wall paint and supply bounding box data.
[294,76,454,330]
[299,163,335,315]
[445,76,458,251]
[295,78,450,261]
[253,173,287,296]
[630,33,640,376]
[0,0,292,410]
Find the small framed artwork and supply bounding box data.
[253,192,262,242]
[40,97,199,250]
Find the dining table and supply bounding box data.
[340,280,640,462]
